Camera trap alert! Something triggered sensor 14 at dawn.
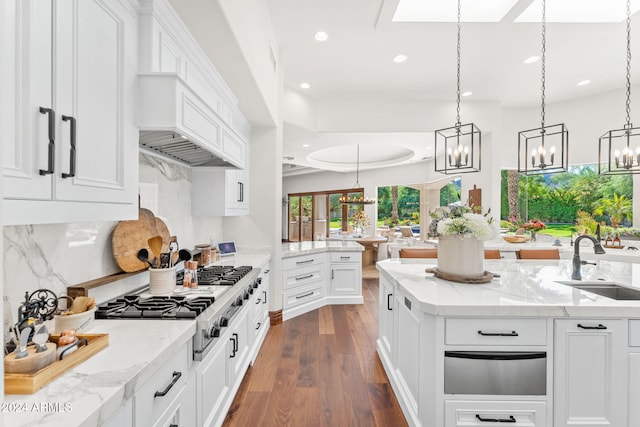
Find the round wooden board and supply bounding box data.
[155,217,171,253]
[425,267,495,284]
[112,208,160,273]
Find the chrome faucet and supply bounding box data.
[571,235,606,280]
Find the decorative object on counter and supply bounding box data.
[53,308,96,334]
[339,145,376,204]
[112,206,161,272]
[522,219,546,242]
[435,205,496,280]
[599,0,640,174]
[4,334,109,394]
[183,261,199,289]
[435,0,481,174]
[349,210,371,237]
[195,243,212,266]
[503,235,531,243]
[16,289,59,329]
[517,0,568,175]
[425,267,496,284]
[149,266,177,295]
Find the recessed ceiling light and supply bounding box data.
[314,31,328,42]
[300,82,311,89]
[523,56,540,64]
[461,91,473,97]
[577,79,592,86]
[393,54,408,63]
[302,144,310,148]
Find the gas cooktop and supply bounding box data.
[176,265,253,286]
[95,294,216,319]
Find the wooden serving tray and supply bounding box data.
[4,333,109,394]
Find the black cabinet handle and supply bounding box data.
[256,298,261,304]
[39,107,55,175]
[296,274,313,281]
[296,259,314,265]
[170,424,178,427]
[578,323,607,330]
[296,292,314,299]
[331,270,335,280]
[61,115,76,178]
[233,333,238,352]
[154,371,182,398]
[476,414,516,423]
[237,181,244,202]
[387,293,393,311]
[478,330,519,337]
[340,256,351,260]
[263,290,267,304]
[230,336,237,358]
[256,322,261,330]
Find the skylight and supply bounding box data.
[515,0,640,23]
[392,0,519,23]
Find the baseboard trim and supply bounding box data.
[269,310,282,325]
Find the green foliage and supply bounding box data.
[377,185,421,223]
[440,179,461,206]
[575,210,597,234]
[593,193,633,227]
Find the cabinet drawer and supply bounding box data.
[330,251,361,263]
[134,345,189,426]
[283,266,325,290]
[283,283,324,309]
[283,254,325,271]
[445,400,547,427]
[630,320,640,346]
[446,318,547,346]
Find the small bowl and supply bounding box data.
[53,308,96,334]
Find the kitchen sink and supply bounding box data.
[557,281,640,300]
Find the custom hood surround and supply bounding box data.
[137,0,250,168]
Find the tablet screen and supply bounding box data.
[218,241,237,256]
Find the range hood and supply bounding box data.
[139,131,231,167]
[137,74,246,169]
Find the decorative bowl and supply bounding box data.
[503,235,531,243]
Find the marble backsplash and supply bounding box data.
[2,151,223,324]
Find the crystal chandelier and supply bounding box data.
[518,0,568,175]
[340,145,376,205]
[599,0,640,174]
[435,0,481,174]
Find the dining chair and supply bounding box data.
[483,249,502,259]
[516,249,561,259]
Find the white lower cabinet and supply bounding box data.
[394,290,420,423]
[102,398,133,427]
[329,251,362,301]
[554,319,626,427]
[378,275,394,358]
[445,400,547,427]
[198,333,231,427]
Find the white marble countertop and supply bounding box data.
[377,258,640,317]
[2,249,272,427]
[281,241,364,258]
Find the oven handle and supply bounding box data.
[445,351,546,361]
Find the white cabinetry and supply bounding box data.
[134,343,194,427]
[192,167,249,216]
[3,0,138,225]
[328,251,362,304]
[629,320,640,426]
[378,275,395,359]
[249,262,270,363]
[444,400,547,427]
[282,253,328,320]
[554,319,626,427]
[394,290,421,422]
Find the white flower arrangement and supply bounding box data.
[350,210,371,230]
[436,211,497,242]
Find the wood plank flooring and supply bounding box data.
[223,275,408,427]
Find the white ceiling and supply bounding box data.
[264,0,640,175]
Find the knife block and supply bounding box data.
[4,343,56,374]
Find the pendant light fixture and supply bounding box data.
[599,0,640,175]
[435,0,481,175]
[339,145,376,205]
[518,0,568,175]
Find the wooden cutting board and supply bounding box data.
[155,217,171,253]
[112,208,165,273]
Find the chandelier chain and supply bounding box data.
[456,0,461,125]
[540,0,546,128]
[626,0,632,127]
[355,145,360,186]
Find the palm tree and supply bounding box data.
[507,169,519,220]
[391,186,399,225]
[593,193,633,228]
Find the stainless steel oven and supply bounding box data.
[444,351,546,395]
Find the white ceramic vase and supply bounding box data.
[437,235,485,277]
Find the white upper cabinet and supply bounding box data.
[191,167,249,216]
[2,0,138,225]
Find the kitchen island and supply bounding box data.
[377,258,640,427]
[2,251,271,427]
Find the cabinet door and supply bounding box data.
[198,335,231,427]
[554,319,626,427]
[3,0,54,201]
[54,0,137,204]
[225,168,249,211]
[228,306,250,384]
[378,276,395,358]
[629,353,640,426]
[394,291,420,418]
[330,264,361,296]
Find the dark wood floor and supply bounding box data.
[223,276,408,427]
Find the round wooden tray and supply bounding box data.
[503,235,531,243]
[425,267,496,284]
